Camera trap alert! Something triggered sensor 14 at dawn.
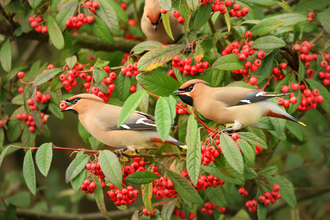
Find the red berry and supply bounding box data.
[239,53,247,60]
[238,187,245,194]
[291,83,299,91]
[18,87,24,93]
[280,63,287,69]
[225,0,232,6]
[257,51,265,59]
[233,3,240,11]
[273,67,280,74]
[177,16,184,23]
[290,96,297,104]
[130,84,136,93]
[188,213,195,219]
[281,85,289,93]
[27,98,34,105]
[231,132,239,140]
[92,1,99,8]
[41,26,48,33]
[273,184,280,191]
[59,102,68,110]
[17,71,25,79]
[160,8,167,14]
[320,61,328,68]
[29,126,35,132]
[249,76,258,85]
[174,209,181,216]
[120,2,127,9]
[173,11,180,18]
[293,44,301,51]
[87,15,95,23]
[179,212,186,219]
[264,192,271,199]
[219,207,226,213]
[259,195,266,203]
[28,16,35,23]
[47,64,54,70]
[254,59,262,66]
[245,31,252,38]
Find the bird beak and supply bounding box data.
[174,90,189,96]
[152,23,158,31]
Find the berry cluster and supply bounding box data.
[123,157,146,184]
[245,200,257,212]
[176,102,189,115]
[142,208,155,216]
[210,0,227,14]
[271,64,287,81]
[255,145,264,155]
[60,64,84,91]
[318,60,330,86]
[106,185,139,206]
[0,120,4,127]
[152,175,178,200]
[174,209,195,219]
[238,187,248,196]
[16,112,47,133]
[28,16,48,33]
[170,55,210,77]
[308,12,315,22]
[85,1,100,14]
[26,92,51,111]
[201,202,217,215]
[173,11,184,23]
[120,62,140,77]
[80,162,106,194]
[257,184,281,207]
[80,179,99,194]
[228,3,249,18]
[201,145,220,166]
[65,14,95,30]
[293,41,316,68]
[194,173,225,190]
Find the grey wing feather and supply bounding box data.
[234,91,291,106]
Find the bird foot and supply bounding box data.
[114,147,128,158]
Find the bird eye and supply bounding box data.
[187,85,194,92]
[72,98,79,104]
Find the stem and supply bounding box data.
[208,18,223,52]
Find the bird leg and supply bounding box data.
[221,121,244,133]
[114,147,128,158]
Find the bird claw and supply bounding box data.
[114,147,127,158]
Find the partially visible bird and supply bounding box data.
[141,0,184,44]
[174,79,306,131]
[61,94,187,155]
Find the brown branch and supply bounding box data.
[0,21,140,53]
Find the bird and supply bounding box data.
[141,0,184,44]
[174,79,306,131]
[61,93,187,155]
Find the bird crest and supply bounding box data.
[179,79,209,89]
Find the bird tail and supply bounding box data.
[168,140,188,149]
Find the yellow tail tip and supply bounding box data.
[179,145,188,149]
[298,122,306,126]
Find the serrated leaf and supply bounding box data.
[96,0,120,36]
[254,52,274,78]
[0,38,11,72]
[250,18,286,36]
[137,71,181,97]
[49,103,64,119]
[237,139,255,164]
[306,78,330,115]
[259,166,278,177]
[137,45,185,71]
[7,191,30,207]
[155,97,172,142]
[66,55,77,69]
[117,90,147,128]
[23,150,36,195]
[211,70,225,87]
[186,115,201,186]
[265,175,297,209]
[33,68,63,87]
[99,150,122,188]
[161,198,178,220]
[35,143,53,177]
[270,116,286,137]
[194,4,212,30]
[91,15,115,44]
[7,120,24,142]
[94,178,111,220]
[207,186,227,207]
[142,183,153,212]
[65,154,88,183]
[250,36,286,50]
[220,133,244,175]
[126,171,159,184]
[166,168,203,204]
[47,15,65,49]
[214,156,236,178]
[71,168,86,191]
[238,132,268,149]
[212,54,245,71]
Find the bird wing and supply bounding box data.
[212,88,291,107]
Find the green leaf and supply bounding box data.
[155,97,172,142]
[21,126,36,147]
[117,90,147,128]
[214,156,236,178]
[244,165,258,179]
[131,41,163,54]
[265,175,297,209]
[137,45,185,71]
[238,132,268,149]
[126,171,159,184]
[306,78,330,115]
[201,162,244,185]
[0,146,12,168]
[137,71,181,97]
[159,0,171,11]
[274,72,292,92]
[78,122,91,144]
[257,189,268,220]
[99,150,122,188]
[237,139,255,164]
[298,59,305,82]
[33,68,63,87]
[220,133,244,174]
[277,1,293,13]
[7,191,30,207]
[89,136,102,150]
[11,94,24,105]
[71,168,86,191]
[55,0,78,31]
[35,143,53,177]
[7,120,24,142]
[96,0,120,36]
[224,6,231,32]
[254,52,274,78]
[142,183,153,212]
[250,18,286,36]
[194,42,204,63]
[317,7,330,35]
[194,4,212,30]
[49,103,64,119]
[161,198,178,220]
[93,68,106,84]
[207,186,227,207]
[186,0,197,11]
[259,166,278,177]
[65,55,77,69]
[250,36,286,50]
[107,0,128,24]
[0,127,3,151]
[94,178,111,220]
[91,15,115,44]
[94,58,110,68]
[0,38,11,72]
[270,14,307,26]
[65,154,88,183]
[115,71,131,101]
[166,168,203,204]
[270,116,286,137]
[212,54,245,71]
[286,120,303,141]
[23,150,36,195]
[168,95,177,124]
[211,70,225,87]
[186,115,201,186]
[47,15,65,49]
[28,0,41,8]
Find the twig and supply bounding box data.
[310,29,325,44]
[208,18,223,52]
